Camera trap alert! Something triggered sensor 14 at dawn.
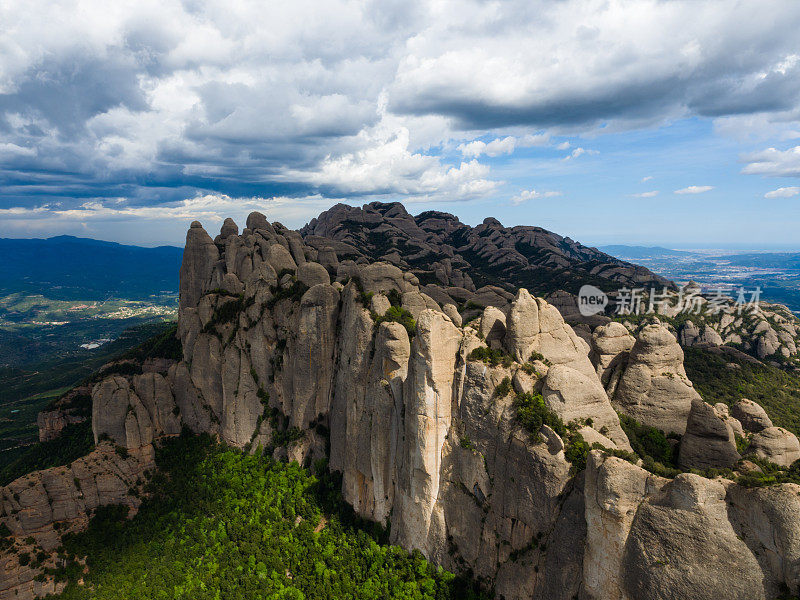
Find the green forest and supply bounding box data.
[52,432,488,600]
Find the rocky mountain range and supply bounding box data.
[301,202,669,296]
[2,206,800,599]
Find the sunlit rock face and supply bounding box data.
[6,211,800,600]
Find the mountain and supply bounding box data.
[3,208,800,600]
[724,252,800,269]
[0,236,182,300]
[598,244,693,259]
[301,202,669,296]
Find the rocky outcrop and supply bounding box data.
[479,305,506,349]
[589,322,635,394]
[678,399,740,470]
[749,427,800,467]
[36,387,91,442]
[585,451,800,599]
[542,365,631,450]
[613,323,701,435]
[621,473,765,600]
[676,302,800,360]
[583,452,665,600]
[393,310,462,556]
[0,443,153,599]
[301,201,668,299]
[10,210,800,600]
[732,399,774,433]
[178,221,220,311]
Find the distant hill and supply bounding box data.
[0,236,183,300]
[723,252,800,269]
[599,245,692,259]
[301,202,669,295]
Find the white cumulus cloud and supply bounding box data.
[742,146,800,177]
[674,185,714,194]
[764,186,800,198]
[510,189,563,205]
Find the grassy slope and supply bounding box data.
[53,434,487,600]
[684,347,800,437]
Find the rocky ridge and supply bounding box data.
[1,210,799,599]
[302,202,800,363]
[301,201,668,297]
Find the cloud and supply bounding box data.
[741,146,800,177]
[632,191,659,198]
[459,136,516,158]
[390,1,800,131]
[510,189,563,205]
[0,194,328,224]
[641,176,653,182]
[458,132,551,158]
[764,186,800,198]
[563,147,599,160]
[2,0,800,234]
[674,185,714,194]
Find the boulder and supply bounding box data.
[715,403,744,437]
[296,261,330,288]
[542,365,631,450]
[505,289,539,361]
[679,398,740,470]
[479,306,507,350]
[370,293,391,316]
[218,217,238,239]
[317,246,339,272]
[622,474,766,600]
[442,303,462,327]
[266,243,297,275]
[749,427,800,467]
[246,211,272,232]
[613,323,701,435]
[590,322,635,391]
[731,399,773,433]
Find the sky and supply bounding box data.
[1,0,800,248]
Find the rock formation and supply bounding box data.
[0,444,153,599]
[733,399,774,432]
[301,201,668,298]
[585,451,800,600]
[3,209,800,600]
[612,323,701,435]
[749,427,800,467]
[678,399,740,470]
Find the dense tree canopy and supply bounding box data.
[53,433,489,600]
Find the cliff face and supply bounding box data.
[0,444,153,600]
[3,210,800,600]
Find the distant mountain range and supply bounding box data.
[723,252,800,269]
[0,236,183,300]
[598,245,692,259]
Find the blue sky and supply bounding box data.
[1,0,800,248]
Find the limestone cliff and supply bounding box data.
[3,212,800,600]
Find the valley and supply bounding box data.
[601,245,800,313]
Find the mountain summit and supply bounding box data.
[301,202,668,296]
